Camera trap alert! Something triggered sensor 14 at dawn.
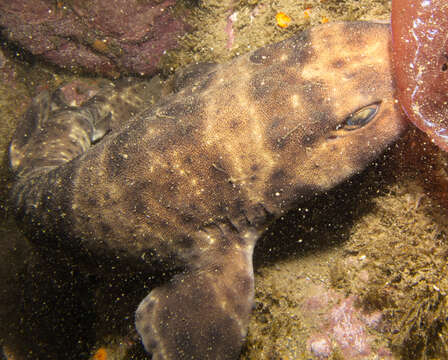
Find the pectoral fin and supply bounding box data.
[135,243,255,360]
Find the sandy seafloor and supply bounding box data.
[1,0,448,359]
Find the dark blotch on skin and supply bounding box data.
[332,59,346,68]
[266,116,289,150]
[173,62,217,92]
[250,71,278,101]
[142,325,151,335]
[249,30,311,67]
[341,22,377,48]
[298,80,327,113]
[134,199,147,215]
[235,273,252,296]
[310,110,334,130]
[106,151,131,180]
[163,99,198,118]
[180,212,195,224]
[215,202,229,217]
[176,235,194,249]
[285,37,313,67]
[250,43,279,65]
[87,197,97,207]
[230,120,240,129]
[100,222,112,236]
[301,133,318,147]
[270,168,286,182]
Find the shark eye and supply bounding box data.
[338,102,380,131]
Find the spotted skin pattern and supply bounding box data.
[9,22,406,359]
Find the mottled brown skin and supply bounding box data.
[9,22,406,359]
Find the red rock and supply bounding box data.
[0,0,190,77]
